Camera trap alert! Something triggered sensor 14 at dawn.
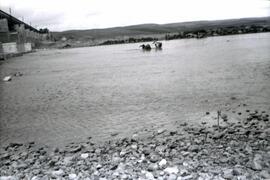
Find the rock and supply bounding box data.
[111,132,119,137]
[131,144,137,149]
[14,72,23,77]
[168,174,178,180]
[63,156,73,166]
[206,112,210,115]
[68,174,77,180]
[68,145,82,153]
[96,164,102,169]
[252,154,263,170]
[3,76,12,82]
[244,145,252,154]
[0,176,16,180]
[157,129,165,134]
[260,170,270,179]
[120,150,127,157]
[164,166,179,174]
[159,159,167,167]
[121,174,128,179]
[221,114,228,121]
[178,174,193,180]
[81,153,89,159]
[145,172,155,179]
[53,147,59,153]
[188,145,199,153]
[148,163,158,171]
[212,130,227,139]
[180,122,188,126]
[143,148,151,156]
[9,142,23,147]
[150,154,159,163]
[31,176,39,180]
[222,169,233,179]
[51,169,64,177]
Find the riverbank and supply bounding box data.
[1,33,270,148]
[0,109,269,179]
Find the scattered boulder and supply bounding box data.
[3,76,12,82]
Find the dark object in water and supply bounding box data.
[62,44,71,49]
[140,44,151,51]
[153,41,162,49]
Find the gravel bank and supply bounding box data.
[1,110,269,180]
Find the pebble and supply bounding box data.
[168,174,178,180]
[51,169,64,177]
[164,166,179,174]
[252,154,263,170]
[157,129,165,134]
[159,159,167,167]
[68,173,77,180]
[0,177,16,180]
[81,153,89,159]
[145,172,155,179]
[3,76,12,82]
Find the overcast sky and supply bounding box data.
[1,0,270,31]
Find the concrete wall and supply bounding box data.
[24,43,32,52]
[0,42,32,56]
[0,19,9,33]
[2,42,18,54]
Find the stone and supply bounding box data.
[244,145,252,154]
[168,174,178,180]
[150,154,159,163]
[178,175,193,180]
[81,153,89,159]
[121,174,128,179]
[159,159,167,167]
[63,156,73,166]
[111,132,119,137]
[68,145,82,153]
[188,145,199,153]
[148,163,158,171]
[145,172,155,179]
[3,76,12,82]
[68,174,77,180]
[164,166,179,174]
[96,164,102,169]
[222,169,233,179]
[157,129,165,134]
[252,154,263,170]
[51,169,64,177]
[260,170,270,179]
[131,144,137,149]
[0,176,16,180]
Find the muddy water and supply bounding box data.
[1,33,270,147]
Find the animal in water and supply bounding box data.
[140,44,151,50]
[153,41,162,49]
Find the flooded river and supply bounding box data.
[1,33,270,147]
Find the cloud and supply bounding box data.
[1,0,269,31]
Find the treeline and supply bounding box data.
[99,37,158,45]
[165,25,270,40]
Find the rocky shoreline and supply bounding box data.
[1,109,269,180]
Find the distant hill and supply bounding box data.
[51,17,270,47]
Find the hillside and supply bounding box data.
[53,17,270,40]
[49,17,270,48]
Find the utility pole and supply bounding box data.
[9,7,12,15]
